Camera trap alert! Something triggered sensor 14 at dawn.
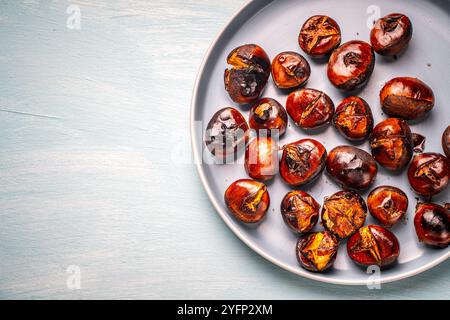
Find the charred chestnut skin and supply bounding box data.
[249,98,288,136]
[442,126,450,158]
[281,191,320,234]
[271,51,311,89]
[380,77,434,120]
[280,139,327,186]
[296,231,339,272]
[299,15,341,57]
[286,88,334,129]
[370,13,413,56]
[326,146,378,190]
[205,107,249,159]
[347,225,400,267]
[245,136,278,181]
[369,118,413,170]
[327,40,375,91]
[224,44,271,105]
[322,191,367,239]
[368,186,408,227]
[333,96,374,141]
[408,153,449,197]
[224,179,270,223]
[414,203,450,248]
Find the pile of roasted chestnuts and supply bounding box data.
[205,13,449,274]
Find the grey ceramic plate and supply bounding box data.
[191,0,449,285]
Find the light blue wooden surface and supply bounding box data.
[0,0,448,299]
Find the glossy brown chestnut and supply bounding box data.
[296,231,339,272]
[322,191,367,239]
[347,225,400,267]
[368,186,408,227]
[327,40,375,91]
[205,107,249,159]
[271,51,310,89]
[369,118,413,170]
[249,98,288,136]
[442,125,450,158]
[224,44,271,105]
[370,13,413,56]
[380,77,434,120]
[279,139,327,186]
[298,15,341,57]
[281,191,320,234]
[408,153,449,197]
[414,203,450,248]
[245,136,278,181]
[286,88,334,130]
[224,179,270,223]
[326,146,378,190]
[333,96,374,141]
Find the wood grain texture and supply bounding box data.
[0,0,448,299]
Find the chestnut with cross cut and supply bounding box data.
[224,44,271,105]
[333,96,374,141]
[407,152,449,197]
[286,88,334,130]
[321,190,367,239]
[368,186,408,227]
[414,202,450,248]
[279,139,327,186]
[327,40,375,91]
[326,145,378,190]
[369,118,413,170]
[281,190,320,234]
[347,225,400,267]
[298,15,341,57]
[296,231,339,272]
[380,77,434,120]
[205,107,249,160]
[370,13,413,56]
[248,98,288,136]
[271,51,311,89]
[224,179,270,223]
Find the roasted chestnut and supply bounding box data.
[347,225,400,267]
[298,15,341,57]
[414,202,450,248]
[408,152,449,197]
[380,77,434,120]
[224,179,270,223]
[442,125,450,158]
[286,88,334,129]
[333,96,374,141]
[271,51,310,89]
[326,146,378,190]
[367,186,408,227]
[224,44,271,104]
[370,13,413,56]
[369,118,413,170]
[296,231,339,272]
[279,139,327,186]
[327,40,375,91]
[205,107,249,160]
[321,191,367,239]
[249,98,288,136]
[245,136,278,181]
[281,191,320,234]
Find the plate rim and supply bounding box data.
[189,0,449,286]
